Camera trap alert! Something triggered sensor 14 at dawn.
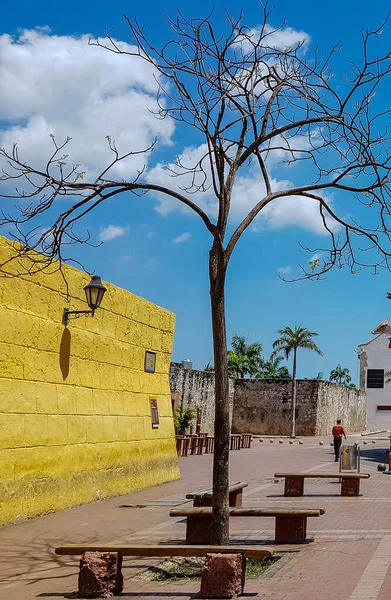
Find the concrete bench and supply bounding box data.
[170,507,325,544]
[186,482,248,507]
[55,544,273,597]
[274,472,370,497]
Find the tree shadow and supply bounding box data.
[59,328,71,380]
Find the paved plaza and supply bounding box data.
[1,434,390,600]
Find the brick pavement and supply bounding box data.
[0,434,390,599]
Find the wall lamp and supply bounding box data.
[63,275,107,326]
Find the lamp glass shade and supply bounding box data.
[84,275,107,311]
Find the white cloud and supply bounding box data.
[99,225,127,242]
[277,266,291,275]
[310,253,323,262]
[147,142,337,236]
[0,29,174,181]
[0,26,336,239]
[172,232,191,245]
[249,24,310,51]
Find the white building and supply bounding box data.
[358,319,391,431]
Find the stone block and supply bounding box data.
[200,553,246,598]
[78,551,123,598]
[341,477,360,496]
[275,514,307,544]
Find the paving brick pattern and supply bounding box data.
[0,434,390,599]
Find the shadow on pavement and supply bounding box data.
[360,447,389,463]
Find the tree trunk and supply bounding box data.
[290,349,297,438]
[209,242,230,545]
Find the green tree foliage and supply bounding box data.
[227,334,263,378]
[256,355,291,379]
[272,326,323,437]
[329,365,352,385]
[173,407,196,434]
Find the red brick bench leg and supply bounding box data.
[229,489,243,507]
[78,551,123,597]
[284,477,304,496]
[193,496,212,507]
[186,516,212,544]
[341,477,360,496]
[275,515,307,544]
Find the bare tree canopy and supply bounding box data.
[1,5,391,275]
[1,3,391,543]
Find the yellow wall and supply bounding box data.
[0,236,179,527]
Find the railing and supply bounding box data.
[176,433,253,456]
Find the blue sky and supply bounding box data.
[1,0,391,383]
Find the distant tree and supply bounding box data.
[272,326,323,437]
[204,362,215,372]
[256,355,291,379]
[173,407,196,434]
[228,334,263,378]
[315,372,324,380]
[329,365,352,385]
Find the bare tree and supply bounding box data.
[2,4,391,543]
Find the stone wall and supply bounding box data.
[315,381,366,434]
[232,379,366,436]
[169,363,235,434]
[0,235,179,527]
[232,379,319,436]
[169,365,367,437]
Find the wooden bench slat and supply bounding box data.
[274,473,370,479]
[186,482,248,500]
[170,508,325,517]
[55,544,273,559]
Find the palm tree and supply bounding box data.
[173,407,196,434]
[272,326,323,437]
[329,365,352,385]
[256,355,291,379]
[227,351,250,378]
[228,334,263,378]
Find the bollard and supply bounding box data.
[259,438,264,443]
[299,440,304,445]
[363,441,368,445]
[289,440,294,444]
[319,441,324,445]
[372,440,376,444]
[270,439,274,443]
[279,439,284,444]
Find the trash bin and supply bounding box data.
[340,443,360,472]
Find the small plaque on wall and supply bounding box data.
[150,399,160,428]
[145,350,157,373]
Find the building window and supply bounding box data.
[367,369,384,389]
[150,399,159,428]
[376,405,391,411]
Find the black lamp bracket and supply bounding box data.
[63,308,95,326]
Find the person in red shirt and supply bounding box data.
[332,419,347,462]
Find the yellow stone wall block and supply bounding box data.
[36,382,58,414]
[0,235,179,527]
